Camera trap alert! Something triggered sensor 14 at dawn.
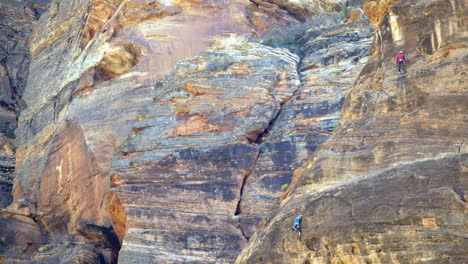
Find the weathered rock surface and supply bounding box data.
[363,0,398,29]
[251,0,345,22]
[237,0,468,263]
[109,35,300,264]
[245,0,346,34]
[4,0,351,262]
[237,19,373,239]
[0,0,37,209]
[2,0,256,262]
[2,0,466,263]
[0,135,14,209]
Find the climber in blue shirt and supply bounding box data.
[293,215,303,237]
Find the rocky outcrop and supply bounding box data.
[245,0,346,33]
[236,0,468,263]
[251,0,345,21]
[363,0,398,29]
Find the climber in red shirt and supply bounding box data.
[396,51,406,73]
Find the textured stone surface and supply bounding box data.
[110,35,300,264]
[0,214,46,262]
[236,0,468,263]
[2,0,256,262]
[245,0,346,34]
[0,0,36,209]
[0,135,14,209]
[1,0,313,262]
[2,0,466,263]
[363,0,398,29]
[237,19,373,238]
[251,0,345,21]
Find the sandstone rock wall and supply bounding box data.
[2,0,465,263]
[110,35,301,264]
[245,0,346,33]
[238,19,373,239]
[0,0,36,209]
[252,0,345,21]
[2,0,255,262]
[236,0,468,263]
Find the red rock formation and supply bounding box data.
[110,35,301,263]
[2,0,465,263]
[237,0,468,263]
[363,0,398,29]
[238,19,373,238]
[2,0,256,262]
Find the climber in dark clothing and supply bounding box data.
[396,51,406,72]
[293,215,303,237]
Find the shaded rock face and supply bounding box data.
[23,0,51,17]
[236,0,468,263]
[0,1,37,209]
[0,135,14,209]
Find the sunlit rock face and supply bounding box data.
[110,35,301,264]
[363,0,399,29]
[2,0,465,263]
[236,0,468,263]
[3,0,254,262]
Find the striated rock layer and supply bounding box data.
[110,35,301,264]
[1,0,349,262]
[237,0,468,263]
[3,0,466,263]
[0,0,36,209]
[2,0,254,262]
[109,15,373,260]
[237,19,373,238]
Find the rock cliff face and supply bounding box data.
[0,0,37,209]
[237,0,468,263]
[1,0,466,263]
[238,19,373,239]
[110,35,301,264]
[2,0,256,262]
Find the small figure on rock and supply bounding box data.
[293,215,303,237]
[396,50,406,73]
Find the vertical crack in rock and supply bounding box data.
[252,101,287,145]
[237,0,468,263]
[253,55,304,145]
[237,18,374,240]
[0,0,37,210]
[235,149,262,241]
[109,37,302,263]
